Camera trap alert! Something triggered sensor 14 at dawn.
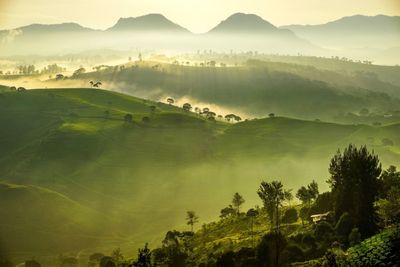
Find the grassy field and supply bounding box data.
[0,87,399,262]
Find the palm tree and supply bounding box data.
[186,211,199,232]
[257,180,289,231]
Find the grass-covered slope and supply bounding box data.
[0,88,400,260]
[70,60,400,122]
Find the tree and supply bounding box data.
[284,189,293,206]
[256,231,287,267]
[167,97,174,105]
[186,211,199,232]
[296,180,319,207]
[246,208,259,248]
[299,206,310,226]
[124,114,133,123]
[328,145,381,238]
[72,67,86,77]
[269,113,275,118]
[257,180,290,230]
[375,186,400,226]
[232,192,245,214]
[111,248,124,265]
[133,243,151,267]
[379,165,400,198]
[182,103,192,112]
[149,105,156,113]
[281,208,298,224]
[220,205,236,219]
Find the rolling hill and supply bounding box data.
[0,87,399,261]
[69,60,400,122]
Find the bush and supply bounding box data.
[309,192,333,215]
[348,228,361,246]
[335,212,354,242]
[25,260,41,267]
[314,221,334,241]
[256,231,288,267]
[281,208,298,224]
[347,227,400,266]
[282,244,305,263]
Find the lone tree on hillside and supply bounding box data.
[328,144,381,238]
[232,192,245,214]
[183,103,192,112]
[186,211,199,232]
[124,114,133,123]
[167,97,174,105]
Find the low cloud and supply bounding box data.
[0,29,22,45]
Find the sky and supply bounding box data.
[0,0,399,33]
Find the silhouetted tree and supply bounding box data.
[186,211,199,232]
[182,103,192,112]
[328,145,381,238]
[133,243,151,267]
[257,180,290,231]
[124,114,133,123]
[232,192,245,214]
[111,248,124,265]
[220,205,236,219]
[167,98,174,105]
[256,231,287,267]
[246,208,259,247]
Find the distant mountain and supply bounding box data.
[209,13,278,34]
[18,22,95,33]
[282,15,400,49]
[107,13,190,33]
[208,13,297,37]
[283,15,400,35]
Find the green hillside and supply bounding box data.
[67,60,400,123]
[0,88,399,261]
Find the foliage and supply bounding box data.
[348,228,361,247]
[335,212,354,243]
[232,192,245,214]
[329,144,381,238]
[375,186,400,226]
[133,243,151,267]
[281,208,298,224]
[257,181,291,230]
[186,211,199,232]
[346,227,400,266]
[256,231,288,267]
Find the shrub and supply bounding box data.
[348,228,361,246]
[335,212,354,242]
[314,221,334,241]
[282,244,305,263]
[281,208,298,224]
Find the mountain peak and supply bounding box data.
[108,14,190,33]
[209,13,277,34]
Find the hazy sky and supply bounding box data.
[0,0,399,32]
